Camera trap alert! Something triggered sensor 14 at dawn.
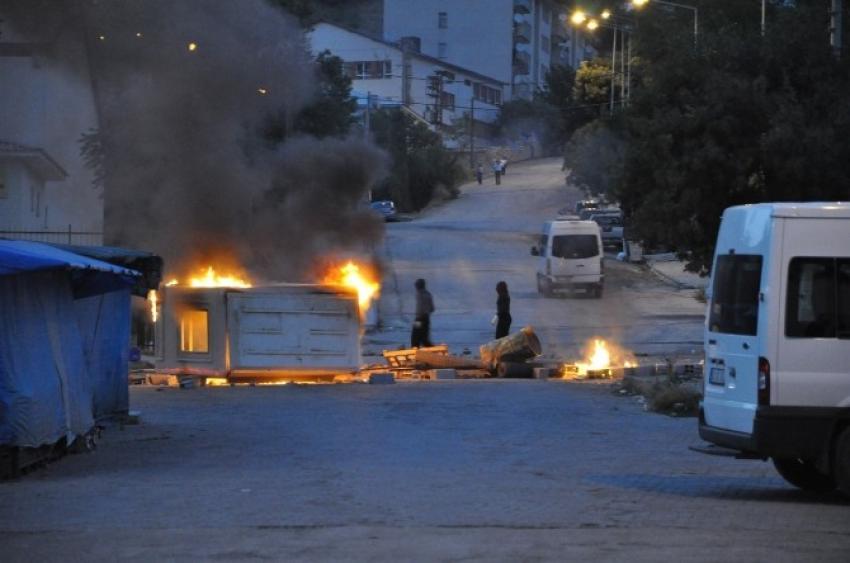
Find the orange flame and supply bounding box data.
[188,266,251,288]
[148,289,158,323]
[562,339,637,378]
[321,261,380,319]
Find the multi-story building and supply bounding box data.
[309,22,505,141]
[0,12,104,245]
[383,0,595,100]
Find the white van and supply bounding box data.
[699,202,850,494]
[530,220,603,298]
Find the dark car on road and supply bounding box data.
[370,200,397,221]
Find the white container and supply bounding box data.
[156,284,361,381]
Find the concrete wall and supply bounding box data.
[309,23,503,129]
[383,0,515,85]
[0,162,46,232]
[0,15,103,241]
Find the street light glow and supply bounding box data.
[632,0,649,7]
[188,42,198,52]
[601,9,611,19]
[570,11,587,25]
[587,19,600,30]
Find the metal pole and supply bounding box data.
[626,32,631,104]
[364,91,371,139]
[761,0,766,37]
[610,23,617,115]
[831,0,843,59]
[469,97,475,168]
[620,28,626,103]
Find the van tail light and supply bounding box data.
[758,357,770,406]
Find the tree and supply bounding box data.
[293,50,357,138]
[616,0,850,272]
[370,109,464,211]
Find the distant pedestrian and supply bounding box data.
[476,164,483,185]
[492,160,501,185]
[411,278,435,348]
[499,158,508,175]
[494,280,512,339]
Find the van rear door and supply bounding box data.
[550,234,601,278]
[704,254,763,434]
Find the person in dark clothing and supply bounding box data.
[411,278,435,347]
[495,280,512,339]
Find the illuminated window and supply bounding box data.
[180,309,209,353]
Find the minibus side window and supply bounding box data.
[786,257,840,338]
[709,255,762,335]
[837,260,850,338]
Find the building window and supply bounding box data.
[473,82,502,105]
[0,168,6,199]
[440,91,455,111]
[438,11,448,29]
[180,309,209,353]
[541,35,550,53]
[438,42,447,59]
[343,60,392,80]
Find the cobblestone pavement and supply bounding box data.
[1,382,848,561]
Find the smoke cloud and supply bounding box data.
[4,0,387,281]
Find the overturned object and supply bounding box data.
[479,326,542,373]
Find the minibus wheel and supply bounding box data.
[834,428,850,496]
[772,457,835,492]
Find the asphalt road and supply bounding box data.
[369,157,705,361]
[1,158,848,561]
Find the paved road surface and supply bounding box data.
[1,158,847,561]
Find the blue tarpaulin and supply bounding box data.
[0,240,139,448]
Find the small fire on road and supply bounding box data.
[562,338,636,379]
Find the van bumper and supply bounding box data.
[699,406,849,459]
[548,274,602,289]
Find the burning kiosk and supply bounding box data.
[155,282,363,383]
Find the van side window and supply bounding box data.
[552,235,598,259]
[709,255,762,335]
[786,257,850,339]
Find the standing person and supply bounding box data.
[499,157,508,175]
[494,281,512,339]
[492,160,501,185]
[475,164,483,185]
[411,278,435,348]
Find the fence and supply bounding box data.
[0,226,103,246]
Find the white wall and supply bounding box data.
[384,0,514,85]
[310,23,405,106]
[0,17,103,240]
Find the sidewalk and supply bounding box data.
[644,253,709,290]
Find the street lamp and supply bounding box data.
[630,0,698,47]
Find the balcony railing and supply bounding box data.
[514,21,532,44]
[0,228,104,246]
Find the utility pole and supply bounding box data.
[761,0,766,37]
[364,91,371,139]
[469,96,475,168]
[831,0,843,59]
[620,28,626,103]
[610,23,617,115]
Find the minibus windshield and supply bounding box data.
[709,254,762,335]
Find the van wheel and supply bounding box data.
[537,276,553,297]
[834,428,850,496]
[772,457,835,492]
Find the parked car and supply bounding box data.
[370,200,397,221]
[697,202,850,495]
[590,213,624,248]
[579,207,621,221]
[574,199,601,215]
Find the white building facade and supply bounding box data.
[0,13,104,245]
[383,0,595,100]
[309,22,505,135]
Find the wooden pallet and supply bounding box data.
[382,345,449,368]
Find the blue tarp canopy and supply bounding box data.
[0,240,140,449]
[0,239,140,298]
